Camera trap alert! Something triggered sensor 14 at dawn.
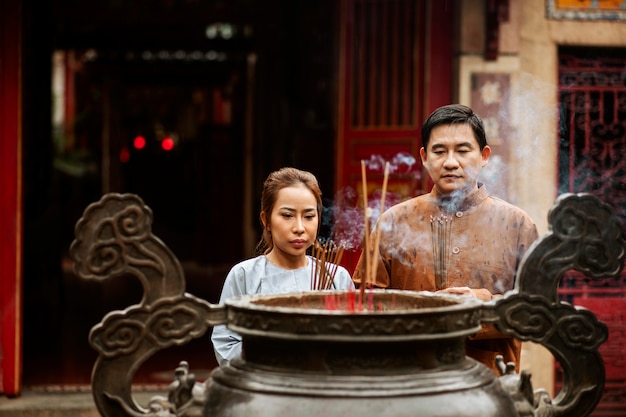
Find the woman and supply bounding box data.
[211,167,354,365]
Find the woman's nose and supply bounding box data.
[293,217,305,232]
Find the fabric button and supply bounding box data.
[452,247,460,254]
[455,211,463,218]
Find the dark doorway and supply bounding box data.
[22,0,339,388]
[60,48,249,265]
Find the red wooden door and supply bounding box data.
[0,0,24,396]
[556,48,626,416]
[334,0,455,273]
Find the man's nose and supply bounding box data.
[443,152,459,168]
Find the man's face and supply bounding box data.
[420,123,491,196]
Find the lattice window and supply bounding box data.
[557,47,626,417]
[558,49,626,227]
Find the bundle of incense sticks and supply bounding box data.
[310,239,346,290]
[360,160,390,296]
[431,214,451,290]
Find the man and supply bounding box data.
[353,104,539,373]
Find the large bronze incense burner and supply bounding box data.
[70,192,625,417]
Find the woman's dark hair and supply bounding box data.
[255,167,323,255]
[421,104,488,151]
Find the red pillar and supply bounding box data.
[0,0,24,396]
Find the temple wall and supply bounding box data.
[456,0,626,397]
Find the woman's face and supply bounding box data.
[264,184,319,261]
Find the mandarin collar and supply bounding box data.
[429,183,489,213]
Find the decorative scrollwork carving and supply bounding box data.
[70,193,226,417]
[483,193,625,417]
[555,310,607,351]
[492,294,557,343]
[489,292,608,351]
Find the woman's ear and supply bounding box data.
[260,211,269,230]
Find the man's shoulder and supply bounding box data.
[378,194,438,224]
[386,194,432,212]
[484,195,534,219]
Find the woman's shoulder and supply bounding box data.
[228,255,268,274]
[334,264,355,290]
[220,256,268,299]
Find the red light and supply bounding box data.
[120,146,130,163]
[161,137,175,151]
[133,135,146,150]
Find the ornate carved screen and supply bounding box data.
[557,48,626,416]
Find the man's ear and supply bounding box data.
[419,147,427,164]
[481,145,491,166]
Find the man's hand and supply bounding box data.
[436,286,493,301]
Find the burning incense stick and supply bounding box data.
[369,162,390,285]
[360,160,371,291]
[310,239,346,290]
[360,160,390,297]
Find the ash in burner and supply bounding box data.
[249,290,462,312]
